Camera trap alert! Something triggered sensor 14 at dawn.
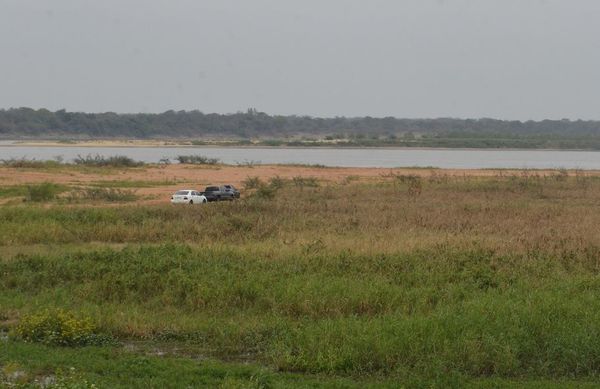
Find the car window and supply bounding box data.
[175,190,189,195]
[206,186,219,191]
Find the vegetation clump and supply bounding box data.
[26,183,66,202]
[0,157,63,168]
[243,176,263,189]
[254,184,277,199]
[292,176,319,188]
[73,154,143,167]
[14,310,110,347]
[175,155,220,165]
[0,185,28,199]
[245,175,289,199]
[268,175,287,189]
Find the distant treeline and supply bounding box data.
[3,107,600,149]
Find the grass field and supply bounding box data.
[2,165,600,387]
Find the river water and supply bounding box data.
[1,143,599,169]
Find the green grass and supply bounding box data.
[26,182,69,202]
[1,341,395,388]
[4,246,600,387]
[0,185,28,198]
[0,183,69,202]
[3,244,600,379]
[5,342,598,388]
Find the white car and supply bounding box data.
[170,189,207,204]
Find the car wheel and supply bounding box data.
[189,200,194,205]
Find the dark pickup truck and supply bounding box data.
[202,185,240,202]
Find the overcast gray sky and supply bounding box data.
[1,0,599,119]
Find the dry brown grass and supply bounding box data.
[2,171,600,259]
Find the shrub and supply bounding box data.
[553,168,569,182]
[292,176,319,189]
[255,185,277,200]
[26,183,65,202]
[236,159,260,167]
[14,310,110,347]
[268,175,287,189]
[0,157,62,168]
[341,175,359,185]
[392,174,423,197]
[176,155,220,165]
[73,155,143,167]
[243,176,263,189]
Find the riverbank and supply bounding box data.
[3,138,598,152]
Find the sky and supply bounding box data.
[1,0,599,120]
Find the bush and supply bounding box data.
[236,160,259,167]
[176,155,220,165]
[0,158,62,168]
[26,183,65,202]
[255,185,277,200]
[14,310,110,347]
[268,176,287,189]
[73,155,143,167]
[243,176,263,189]
[292,176,319,188]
